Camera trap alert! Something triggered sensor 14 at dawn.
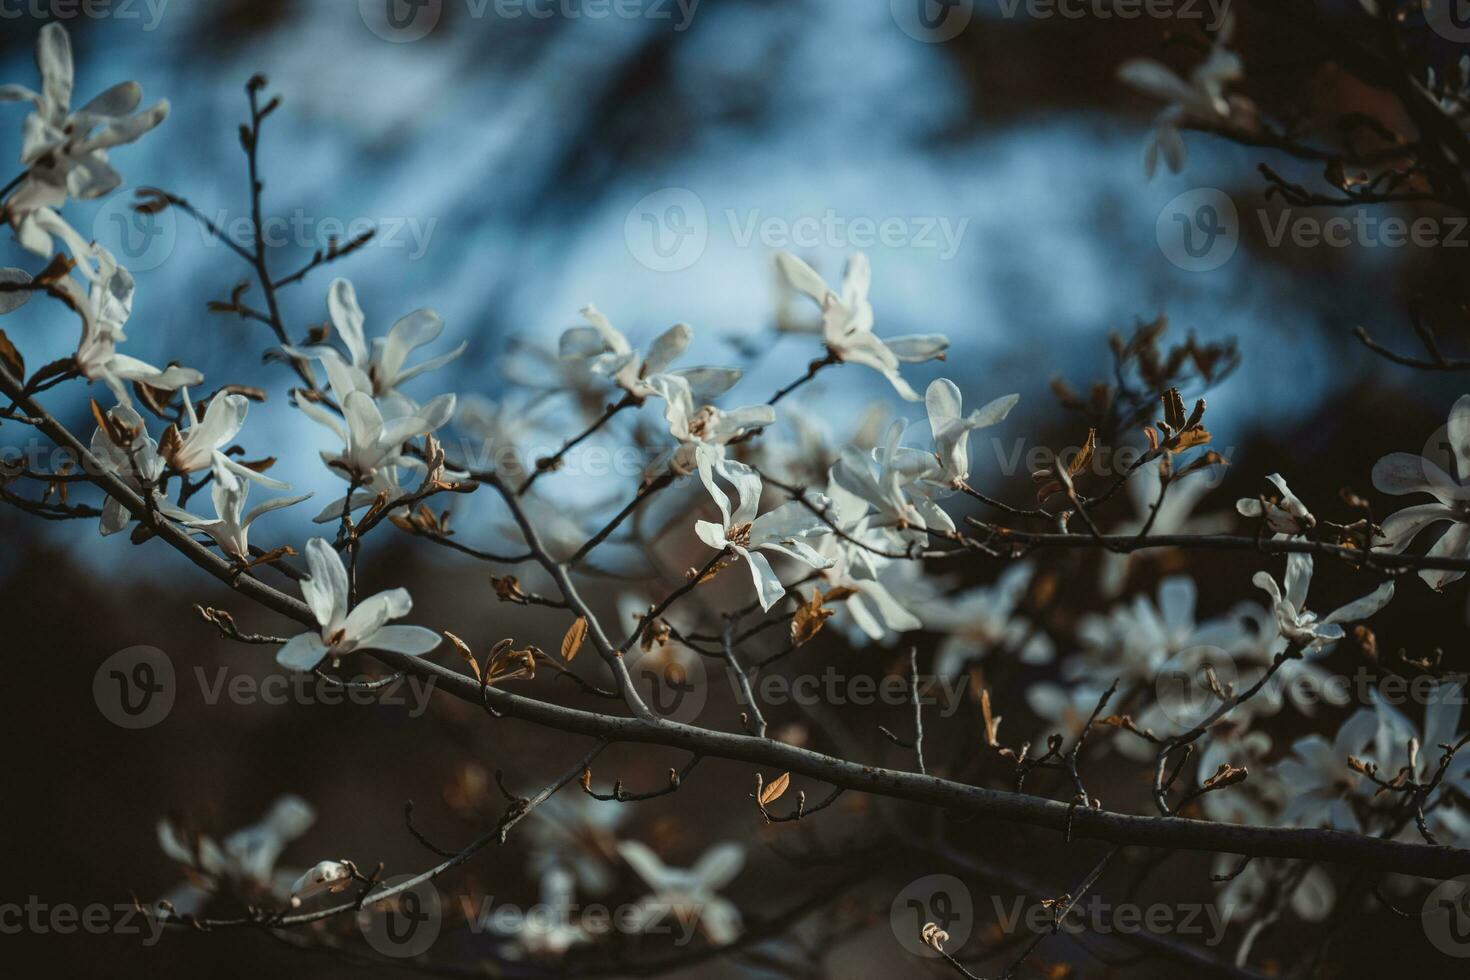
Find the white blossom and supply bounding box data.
[776,251,948,401]
[0,22,169,240]
[647,372,773,475]
[512,867,591,960]
[1371,394,1470,589]
[275,538,441,671]
[922,562,1053,676]
[1117,16,1242,178]
[1276,706,1383,833]
[160,454,310,562]
[89,402,166,536]
[1236,472,1315,536]
[157,795,315,914]
[1099,460,1230,597]
[163,391,252,475]
[295,388,444,485]
[921,378,1018,488]
[287,278,464,418]
[1251,553,1394,650]
[558,304,740,402]
[695,448,834,612]
[618,840,745,946]
[289,861,353,906]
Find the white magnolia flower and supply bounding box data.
[1214,856,1337,926]
[527,792,627,896]
[776,252,948,401]
[161,454,310,562]
[296,388,442,483]
[1100,460,1230,597]
[157,794,315,914]
[1251,553,1394,650]
[558,305,740,402]
[89,402,166,536]
[1277,706,1383,833]
[513,867,591,961]
[618,841,745,947]
[289,860,354,906]
[275,538,441,671]
[922,562,1053,676]
[0,22,169,238]
[1236,473,1315,536]
[37,223,201,403]
[695,449,834,612]
[287,278,464,417]
[1117,16,1242,178]
[922,378,1018,488]
[812,472,925,642]
[833,420,946,536]
[647,373,774,475]
[1371,394,1470,589]
[162,390,252,475]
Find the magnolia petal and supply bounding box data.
[1374,503,1455,554]
[775,252,831,304]
[276,632,328,672]
[327,278,369,366]
[642,323,692,377]
[378,308,443,382]
[303,538,349,630]
[884,334,950,363]
[362,624,441,657]
[743,549,786,612]
[342,587,413,645]
[1421,522,1470,591]
[1371,451,1457,500]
